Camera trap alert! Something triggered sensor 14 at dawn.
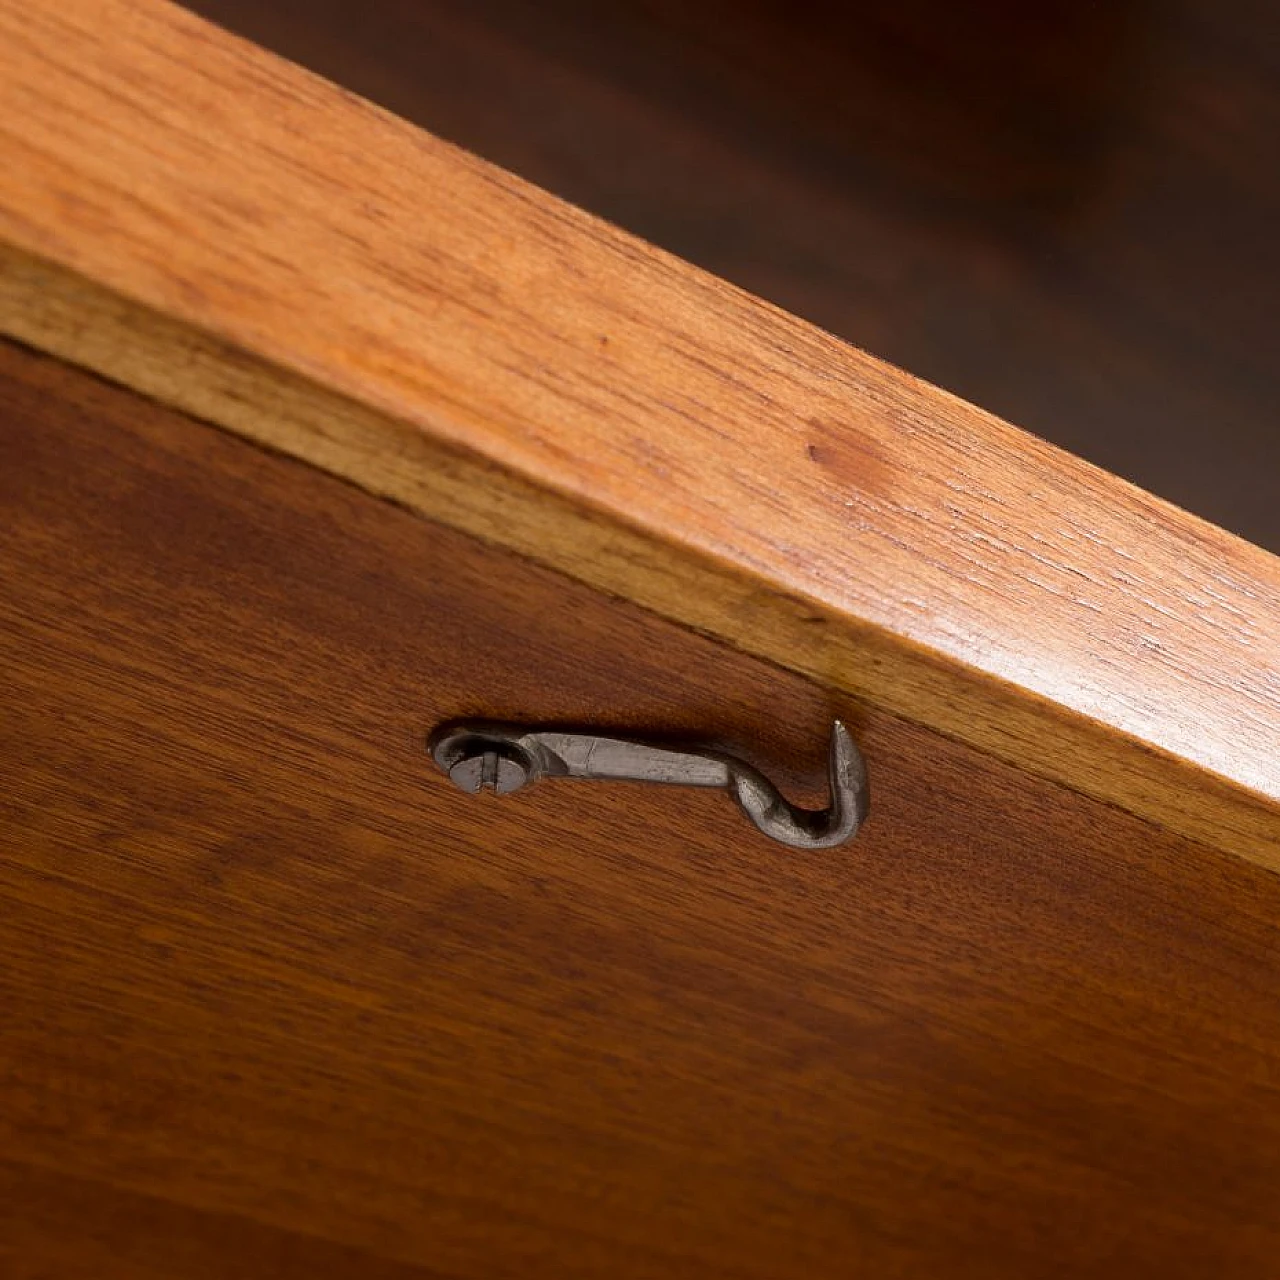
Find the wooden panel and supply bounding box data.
[4,342,1280,1277]
[1,0,1277,871]
[183,0,1280,556]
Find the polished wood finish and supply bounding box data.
[5,340,1280,1277]
[1,0,1278,871]
[186,0,1280,556]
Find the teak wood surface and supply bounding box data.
[1,0,1278,872]
[4,340,1280,1277]
[183,0,1280,556]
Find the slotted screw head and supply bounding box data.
[447,748,530,795]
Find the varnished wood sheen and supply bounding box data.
[4,341,1280,1276]
[184,0,1280,556]
[0,0,1277,871]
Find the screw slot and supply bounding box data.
[442,737,532,795]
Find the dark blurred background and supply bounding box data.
[187,0,1280,552]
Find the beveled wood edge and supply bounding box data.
[4,246,1276,870]
[0,0,1276,870]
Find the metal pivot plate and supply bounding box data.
[428,720,869,849]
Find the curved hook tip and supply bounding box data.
[730,719,868,850]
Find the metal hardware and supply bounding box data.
[427,720,868,849]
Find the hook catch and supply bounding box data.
[427,720,869,849]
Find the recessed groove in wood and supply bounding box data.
[0,0,1277,868]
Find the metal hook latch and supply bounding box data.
[428,720,869,849]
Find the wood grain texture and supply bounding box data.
[5,339,1280,1277]
[182,0,1280,556]
[0,0,1278,869]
